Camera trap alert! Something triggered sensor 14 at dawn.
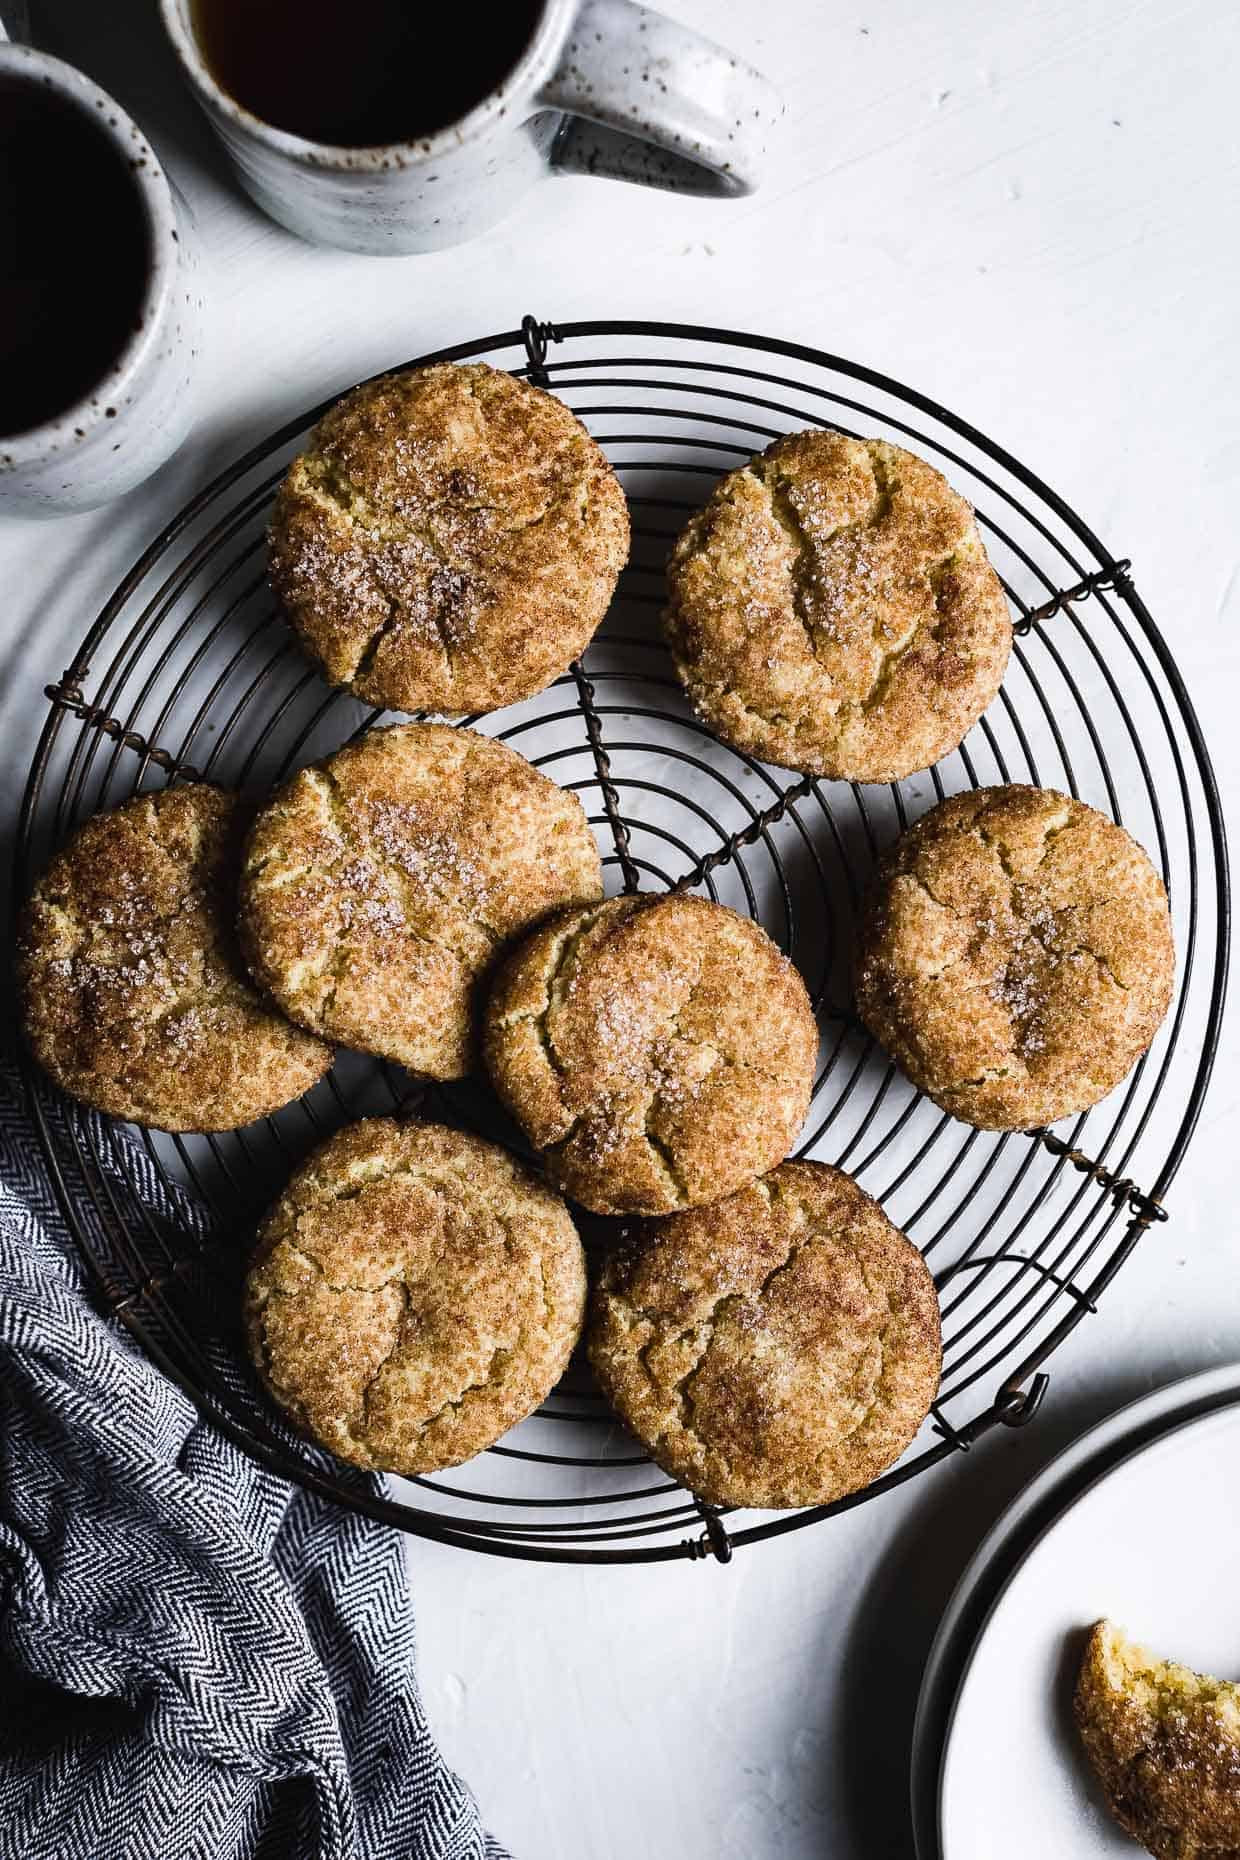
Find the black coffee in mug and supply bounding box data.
[0,79,150,436]
[190,0,544,148]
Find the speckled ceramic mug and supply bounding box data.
[158,0,782,256]
[0,34,202,518]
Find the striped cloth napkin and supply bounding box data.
[0,1059,508,1860]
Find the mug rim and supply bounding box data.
[0,44,179,470]
[157,0,575,170]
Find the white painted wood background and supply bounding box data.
[1,2,1237,1854]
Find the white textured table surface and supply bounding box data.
[3,2,1238,1855]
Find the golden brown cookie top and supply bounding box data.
[664,431,1011,781]
[853,784,1174,1130]
[483,892,818,1216]
[269,361,629,714]
[1075,1620,1240,1859]
[239,722,603,1079]
[17,785,331,1131]
[589,1160,941,1509]
[244,1116,587,1475]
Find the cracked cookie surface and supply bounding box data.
[18,785,332,1130]
[1075,1619,1240,1859]
[854,784,1174,1129]
[268,361,629,714]
[483,892,818,1216]
[244,1116,587,1474]
[239,722,603,1079]
[663,430,1011,781]
[588,1159,941,1508]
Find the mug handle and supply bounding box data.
[541,0,782,198]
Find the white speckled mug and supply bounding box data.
[157,0,782,256]
[0,34,202,518]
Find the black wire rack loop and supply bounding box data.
[521,314,563,387]
[996,1375,1051,1428]
[1012,560,1133,636]
[690,1504,735,1564]
[570,660,641,892]
[44,672,202,783]
[1033,1129,1168,1226]
[13,317,1228,1566]
[673,772,817,895]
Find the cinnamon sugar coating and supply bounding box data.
[854,784,1174,1129]
[483,892,818,1217]
[589,1160,941,1509]
[245,1117,586,1474]
[663,430,1011,781]
[18,785,331,1130]
[268,362,629,715]
[1075,1620,1240,1859]
[238,722,603,1080]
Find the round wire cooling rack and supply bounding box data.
[15,316,1230,1567]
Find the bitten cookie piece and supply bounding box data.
[17,785,332,1131]
[244,1117,587,1474]
[483,892,818,1217]
[664,430,1010,781]
[239,722,603,1079]
[854,784,1174,1129]
[589,1160,941,1509]
[1075,1619,1240,1860]
[268,361,629,714]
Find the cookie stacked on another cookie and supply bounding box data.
[483,891,818,1216]
[239,721,603,1079]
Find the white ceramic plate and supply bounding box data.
[912,1373,1240,1851]
[938,1399,1240,1857]
[912,1364,1240,1856]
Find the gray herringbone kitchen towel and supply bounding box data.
[0,1060,508,1860]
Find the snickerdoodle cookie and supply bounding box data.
[244,1117,586,1474]
[1075,1619,1240,1859]
[239,722,603,1080]
[18,785,332,1130]
[664,430,1011,781]
[589,1160,941,1509]
[268,362,629,715]
[483,892,818,1216]
[854,785,1174,1130]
